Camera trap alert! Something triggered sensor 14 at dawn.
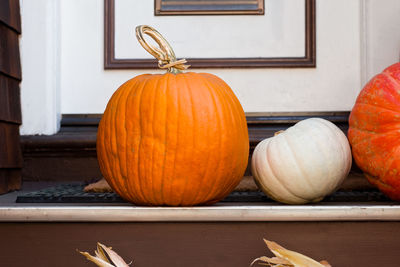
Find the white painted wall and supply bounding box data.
[19,0,400,135]
[115,0,305,59]
[60,0,361,115]
[19,0,61,135]
[362,0,400,83]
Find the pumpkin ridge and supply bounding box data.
[383,71,400,90]
[187,75,214,205]
[366,173,393,189]
[195,73,224,204]
[380,146,400,185]
[109,84,129,198]
[182,73,215,205]
[121,86,129,199]
[115,80,134,199]
[98,107,113,192]
[103,101,116,191]
[149,75,168,204]
[329,121,352,186]
[200,73,232,200]
[98,108,110,189]
[123,76,146,203]
[136,76,155,204]
[187,74,217,204]
[204,73,247,198]
[253,139,292,202]
[118,81,133,202]
[348,119,400,136]
[168,74,182,205]
[202,73,231,204]
[348,122,400,156]
[349,127,400,147]
[105,87,118,193]
[123,78,142,202]
[159,73,170,204]
[163,74,185,205]
[266,136,308,203]
[314,120,340,187]
[176,73,195,205]
[312,119,349,193]
[209,74,246,199]
[356,73,400,110]
[354,102,400,116]
[149,76,163,204]
[281,130,319,200]
[213,79,238,200]
[309,120,336,192]
[220,98,243,198]
[351,138,400,179]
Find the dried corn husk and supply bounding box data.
[78,242,130,267]
[251,239,331,267]
[79,239,330,267]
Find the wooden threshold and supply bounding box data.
[1,204,400,222]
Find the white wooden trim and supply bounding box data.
[1,204,400,222]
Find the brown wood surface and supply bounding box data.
[0,22,21,80]
[0,73,21,124]
[0,168,21,193]
[0,122,22,168]
[22,156,102,182]
[0,221,399,267]
[0,0,21,32]
[0,0,22,194]
[104,0,316,69]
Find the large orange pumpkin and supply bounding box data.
[96,26,249,206]
[348,62,400,200]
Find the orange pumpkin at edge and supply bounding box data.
[348,62,400,200]
[96,26,249,206]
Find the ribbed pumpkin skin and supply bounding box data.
[251,118,352,204]
[348,63,400,200]
[97,72,249,206]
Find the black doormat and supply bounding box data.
[15,184,392,204]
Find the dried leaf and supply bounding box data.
[250,256,267,266]
[78,243,131,267]
[84,178,113,193]
[251,255,294,266]
[263,239,330,267]
[95,243,111,262]
[267,257,292,265]
[98,243,130,267]
[78,251,115,267]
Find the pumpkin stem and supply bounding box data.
[274,130,285,136]
[135,25,190,74]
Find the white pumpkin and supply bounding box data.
[251,118,352,204]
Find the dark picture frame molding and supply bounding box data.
[104,0,316,69]
[154,0,265,16]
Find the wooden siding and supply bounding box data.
[0,221,399,266]
[0,0,21,33]
[0,73,21,124]
[0,0,22,193]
